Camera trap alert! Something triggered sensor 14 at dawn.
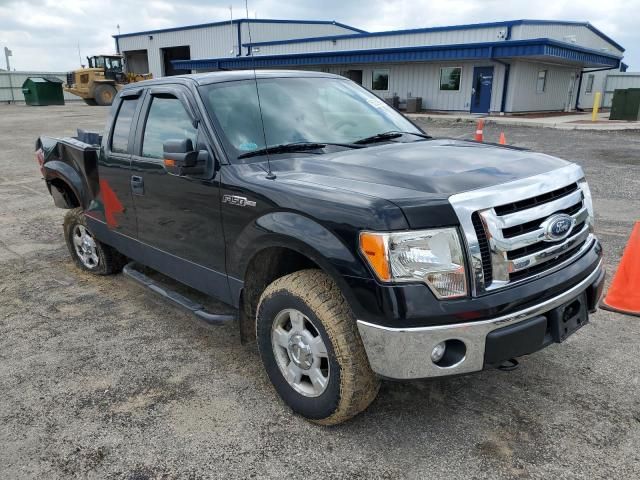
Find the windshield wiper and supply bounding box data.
[237,141,362,159]
[353,130,432,145]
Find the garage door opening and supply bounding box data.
[162,46,191,76]
[123,50,150,75]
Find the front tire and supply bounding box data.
[93,84,116,106]
[256,269,380,425]
[63,208,125,275]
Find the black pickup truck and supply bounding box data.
[36,70,605,425]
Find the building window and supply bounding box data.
[536,70,547,93]
[372,70,389,91]
[585,74,595,93]
[440,67,462,91]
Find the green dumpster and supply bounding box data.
[609,88,640,121]
[21,76,65,106]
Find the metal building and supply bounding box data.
[114,19,625,114]
[114,19,364,78]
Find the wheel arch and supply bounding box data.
[44,161,86,209]
[233,211,370,343]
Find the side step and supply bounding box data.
[122,262,235,325]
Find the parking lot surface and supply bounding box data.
[1,104,639,479]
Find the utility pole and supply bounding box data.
[4,46,14,103]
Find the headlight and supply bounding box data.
[578,178,594,231]
[359,228,468,298]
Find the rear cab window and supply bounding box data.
[110,98,139,153]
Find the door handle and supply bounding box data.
[131,175,144,195]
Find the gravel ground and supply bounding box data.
[1,103,639,479]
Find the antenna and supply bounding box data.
[77,42,82,68]
[245,0,275,179]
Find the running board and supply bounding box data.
[122,262,235,325]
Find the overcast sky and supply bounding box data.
[1,0,638,72]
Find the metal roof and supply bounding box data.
[112,18,366,39]
[172,38,622,71]
[240,19,625,53]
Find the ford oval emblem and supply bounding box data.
[541,214,575,242]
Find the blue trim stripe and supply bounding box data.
[113,19,365,39]
[172,38,621,70]
[241,19,624,53]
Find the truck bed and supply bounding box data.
[36,129,102,209]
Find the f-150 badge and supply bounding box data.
[222,194,256,207]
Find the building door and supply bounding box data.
[470,66,494,114]
[565,72,577,112]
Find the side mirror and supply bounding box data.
[162,139,211,176]
[163,139,197,168]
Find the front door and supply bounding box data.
[129,86,230,302]
[470,66,494,114]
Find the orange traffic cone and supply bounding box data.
[474,120,484,142]
[601,222,640,317]
[499,132,507,145]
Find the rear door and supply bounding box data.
[129,85,230,301]
[90,91,142,235]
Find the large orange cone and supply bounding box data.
[474,119,484,142]
[601,222,640,317]
[499,132,507,145]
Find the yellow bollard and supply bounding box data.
[592,91,601,122]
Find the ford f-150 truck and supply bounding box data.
[36,71,605,425]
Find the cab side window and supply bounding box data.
[111,98,139,154]
[142,96,197,159]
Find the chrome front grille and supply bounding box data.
[449,164,595,296]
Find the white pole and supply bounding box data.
[4,47,14,103]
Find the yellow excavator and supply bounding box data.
[64,54,152,106]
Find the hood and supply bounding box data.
[268,139,570,200]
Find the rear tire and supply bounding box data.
[256,269,380,425]
[63,208,125,275]
[83,98,98,106]
[94,84,116,106]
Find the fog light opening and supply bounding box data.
[432,339,466,368]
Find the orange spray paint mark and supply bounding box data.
[99,179,124,228]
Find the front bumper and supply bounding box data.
[357,259,605,380]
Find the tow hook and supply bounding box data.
[497,358,520,371]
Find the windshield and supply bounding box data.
[199,76,422,161]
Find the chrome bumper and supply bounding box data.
[356,260,604,380]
